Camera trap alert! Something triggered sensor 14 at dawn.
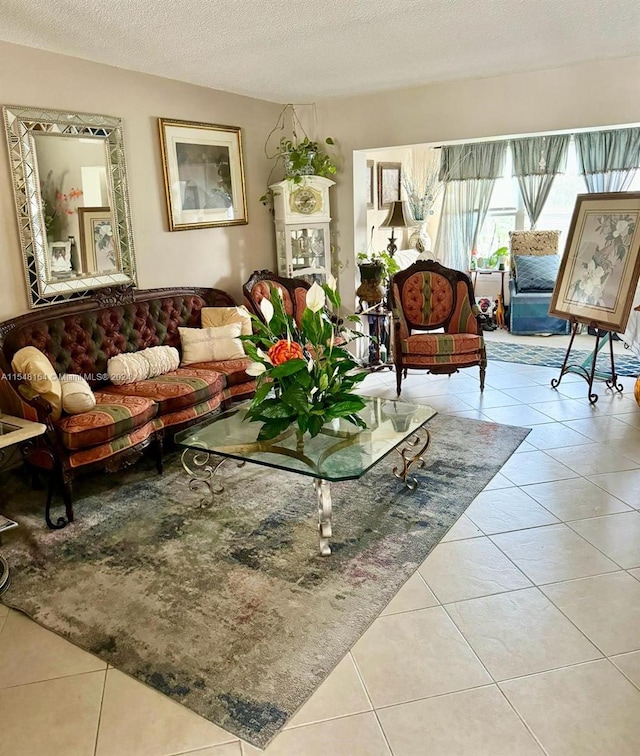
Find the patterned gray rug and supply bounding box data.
[486,340,640,376]
[0,414,528,748]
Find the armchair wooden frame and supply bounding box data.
[390,261,486,396]
[243,269,311,326]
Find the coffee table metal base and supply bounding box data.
[181,425,431,557]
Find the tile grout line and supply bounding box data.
[493,681,552,756]
[92,667,108,756]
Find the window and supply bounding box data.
[476,137,640,259]
[476,148,526,263]
[535,140,587,246]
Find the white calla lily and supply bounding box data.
[246,362,267,377]
[325,272,337,291]
[260,297,274,323]
[256,347,272,364]
[306,282,326,313]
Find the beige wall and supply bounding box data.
[319,55,640,310]
[0,41,282,320]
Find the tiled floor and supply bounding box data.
[1,358,640,755]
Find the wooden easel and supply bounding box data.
[550,319,623,404]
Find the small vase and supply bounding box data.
[408,223,432,254]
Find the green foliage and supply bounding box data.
[357,250,400,281]
[243,283,368,439]
[260,104,338,206]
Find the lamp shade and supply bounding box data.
[379,200,413,228]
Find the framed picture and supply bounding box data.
[78,207,120,273]
[366,160,374,209]
[549,192,640,333]
[48,241,72,277]
[378,162,402,209]
[158,117,248,231]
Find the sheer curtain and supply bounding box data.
[434,141,507,271]
[511,135,570,227]
[575,128,640,192]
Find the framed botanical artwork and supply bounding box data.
[549,192,640,333]
[377,162,402,209]
[366,160,374,209]
[78,207,120,274]
[158,117,248,231]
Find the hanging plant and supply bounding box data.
[259,104,338,207]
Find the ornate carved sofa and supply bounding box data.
[0,286,255,528]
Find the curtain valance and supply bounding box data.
[439,141,508,182]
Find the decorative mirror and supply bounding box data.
[3,105,137,308]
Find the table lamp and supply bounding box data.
[379,200,413,257]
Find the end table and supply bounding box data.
[356,303,393,371]
[0,414,47,594]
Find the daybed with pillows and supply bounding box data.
[508,230,571,336]
[0,286,256,528]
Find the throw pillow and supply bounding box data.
[509,230,560,256]
[59,374,96,414]
[201,306,253,336]
[514,254,561,293]
[179,323,244,365]
[107,352,151,386]
[139,346,180,378]
[11,346,62,421]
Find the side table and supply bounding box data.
[470,267,507,303]
[0,414,47,594]
[356,303,393,371]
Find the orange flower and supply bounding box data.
[267,339,303,366]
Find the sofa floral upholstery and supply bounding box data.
[391,261,486,395]
[55,393,158,450]
[0,287,256,528]
[101,368,225,414]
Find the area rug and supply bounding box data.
[0,414,528,748]
[486,340,640,376]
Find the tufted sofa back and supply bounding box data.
[0,287,236,387]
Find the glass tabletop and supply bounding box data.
[175,396,436,482]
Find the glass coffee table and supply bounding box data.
[175,397,436,555]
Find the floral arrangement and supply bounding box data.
[243,279,368,440]
[401,148,442,222]
[572,214,636,305]
[40,170,83,240]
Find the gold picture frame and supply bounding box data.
[158,117,248,231]
[377,162,402,209]
[549,192,640,333]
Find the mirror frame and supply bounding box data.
[3,105,137,309]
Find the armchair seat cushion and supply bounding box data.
[403,333,483,357]
[101,368,225,415]
[55,393,158,451]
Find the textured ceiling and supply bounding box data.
[2,0,640,102]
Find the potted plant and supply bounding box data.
[260,104,338,206]
[356,250,400,306]
[495,246,509,270]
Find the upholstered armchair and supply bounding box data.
[390,261,486,396]
[243,270,311,327]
